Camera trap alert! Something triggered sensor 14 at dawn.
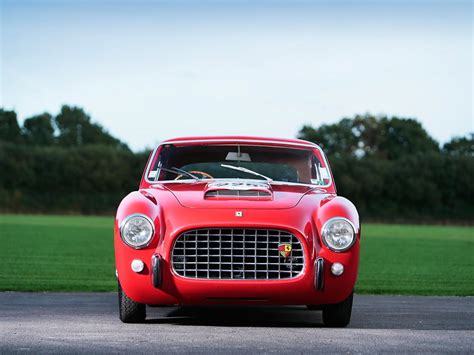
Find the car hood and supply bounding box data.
[155,180,318,209]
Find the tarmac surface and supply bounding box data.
[0,293,473,354]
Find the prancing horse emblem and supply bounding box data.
[278,243,292,258]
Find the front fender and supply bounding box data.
[313,195,360,301]
[315,195,360,237]
[114,190,168,303]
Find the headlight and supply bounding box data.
[120,214,154,249]
[321,217,356,252]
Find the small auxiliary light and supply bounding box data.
[131,259,145,273]
[331,262,344,276]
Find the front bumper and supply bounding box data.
[115,224,359,306]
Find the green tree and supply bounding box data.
[350,115,383,157]
[0,109,22,143]
[378,116,439,159]
[443,133,474,156]
[55,105,129,150]
[23,113,55,145]
[298,118,357,157]
[298,114,439,159]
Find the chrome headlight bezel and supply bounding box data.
[119,214,155,249]
[321,217,356,252]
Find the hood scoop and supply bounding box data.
[204,181,272,201]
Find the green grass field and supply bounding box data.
[0,214,472,295]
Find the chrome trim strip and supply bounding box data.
[162,138,320,148]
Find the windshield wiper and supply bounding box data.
[220,164,273,182]
[160,167,201,180]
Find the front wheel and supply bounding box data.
[322,292,353,327]
[118,281,146,323]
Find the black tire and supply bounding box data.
[118,281,146,323]
[322,292,353,327]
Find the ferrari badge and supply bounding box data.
[278,243,292,258]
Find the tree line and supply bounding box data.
[0,106,148,214]
[0,106,472,222]
[298,115,473,223]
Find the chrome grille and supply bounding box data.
[172,228,304,280]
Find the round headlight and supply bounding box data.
[321,218,356,252]
[120,214,154,249]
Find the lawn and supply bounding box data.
[0,215,472,295]
[0,215,115,292]
[358,224,473,295]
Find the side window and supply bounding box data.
[146,148,164,181]
[311,152,330,186]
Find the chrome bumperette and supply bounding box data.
[171,228,305,280]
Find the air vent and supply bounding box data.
[205,190,272,200]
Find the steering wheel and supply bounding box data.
[174,170,214,180]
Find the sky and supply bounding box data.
[1,0,472,151]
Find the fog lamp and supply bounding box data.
[331,262,344,276]
[131,259,144,273]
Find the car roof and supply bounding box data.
[160,136,320,149]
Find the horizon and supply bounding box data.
[1,0,472,151]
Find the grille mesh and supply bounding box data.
[172,228,304,280]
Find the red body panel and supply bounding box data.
[115,136,360,306]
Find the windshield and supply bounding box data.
[147,144,330,186]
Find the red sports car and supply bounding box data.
[115,136,360,326]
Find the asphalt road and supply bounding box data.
[0,293,472,354]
